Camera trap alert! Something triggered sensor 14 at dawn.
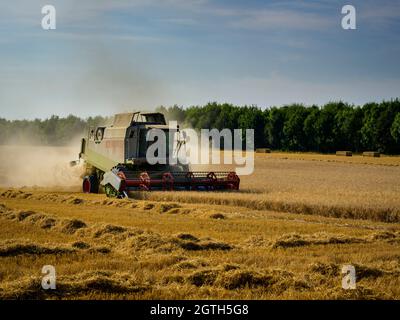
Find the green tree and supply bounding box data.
[390,113,400,147]
[238,106,266,148]
[282,104,309,151]
[265,107,286,150]
[334,105,363,151]
[303,106,320,151]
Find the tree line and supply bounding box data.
[0,115,106,146]
[1,99,399,153]
[157,99,400,154]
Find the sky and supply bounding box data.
[0,0,399,119]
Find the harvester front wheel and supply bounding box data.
[82,175,99,193]
[104,184,122,198]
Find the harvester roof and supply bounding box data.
[111,112,166,128]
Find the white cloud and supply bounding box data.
[227,9,334,31]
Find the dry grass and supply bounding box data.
[1,147,400,299]
[260,151,400,166]
[0,240,76,257]
[1,191,400,299]
[138,153,400,223]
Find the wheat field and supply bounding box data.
[0,147,400,299]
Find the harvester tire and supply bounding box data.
[82,175,99,193]
[104,184,122,198]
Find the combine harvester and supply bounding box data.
[73,112,240,197]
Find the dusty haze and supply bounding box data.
[0,145,84,188]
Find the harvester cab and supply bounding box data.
[76,112,240,197]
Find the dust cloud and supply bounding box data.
[0,145,84,189]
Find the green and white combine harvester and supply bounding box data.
[72,112,240,198]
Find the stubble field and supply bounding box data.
[0,146,399,299]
